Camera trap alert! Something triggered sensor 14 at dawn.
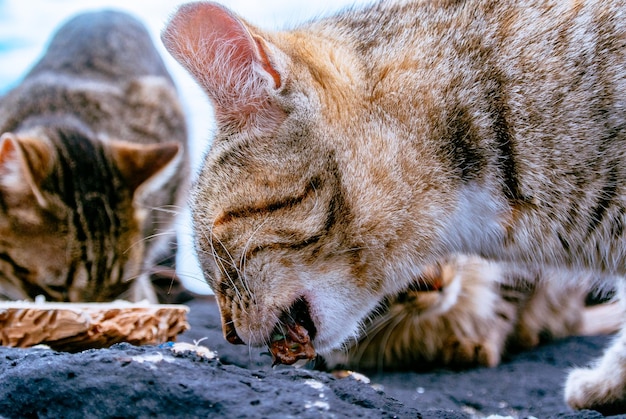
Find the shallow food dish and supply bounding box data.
[0,300,189,351]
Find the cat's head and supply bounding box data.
[0,125,180,302]
[162,2,449,355]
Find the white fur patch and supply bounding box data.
[443,183,508,255]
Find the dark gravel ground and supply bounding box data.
[0,296,624,418]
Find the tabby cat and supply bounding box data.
[323,254,606,371]
[0,10,188,302]
[162,0,626,412]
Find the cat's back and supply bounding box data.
[317,0,625,85]
[0,10,185,145]
[25,10,171,82]
[321,0,625,46]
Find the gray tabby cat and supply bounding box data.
[162,0,626,412]
[0,10,188,302]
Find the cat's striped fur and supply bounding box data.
[323,255,605,371]
[163,0,626,411]
[0,11,188,302]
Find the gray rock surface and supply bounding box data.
[0,296,623,418]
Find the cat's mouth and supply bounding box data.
[268,297,317,366]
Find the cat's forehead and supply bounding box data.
[195,138,339,228]
[204,129,325,182]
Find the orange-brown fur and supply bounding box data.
[163,0,626,412]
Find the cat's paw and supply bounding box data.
[565,364,626,415]
[441,337,500,368]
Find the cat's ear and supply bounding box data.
[0,132,53,207]
[108,140,181,193]
[162,1,285,129]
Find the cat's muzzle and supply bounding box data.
[269,298,317,366]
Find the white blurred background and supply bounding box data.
[0,0,369,294]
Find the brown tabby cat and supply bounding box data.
[323,255,605,371]
[0,10,188,302]
[162,0,626,412]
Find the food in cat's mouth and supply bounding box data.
[269,298,317,366]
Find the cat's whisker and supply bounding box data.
[138,230,177,245]
[346,301,397,363]
[247,325,261,359]
[358,312,393,345]
[375,312,411,372]
[351,308,408,372]
[207,215,246,307]
[259,311,282,358]
[206,233,237,290]
[238,217,270,301]
[118,270,147,284]
[123,233,165,255]
[147,204,185,215]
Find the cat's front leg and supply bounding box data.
[564,284,626,414]
[565,330,626,414]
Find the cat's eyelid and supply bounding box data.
[214,179,320,227]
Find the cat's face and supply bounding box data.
[0,128,179,302]
[163,3,452,354]
[191,114,383,352]
[0,192,142,302]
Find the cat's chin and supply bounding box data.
[301,290,381,355]
[272,294,347,356]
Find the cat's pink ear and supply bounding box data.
[108,140,181,193]
[162,1,285,128]
[0,133,53,207]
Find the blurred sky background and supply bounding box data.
[0,0,370,293]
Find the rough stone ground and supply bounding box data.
[0,296,624,418]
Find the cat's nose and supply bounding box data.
[218,299,245,345]
[225,323,245,345]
